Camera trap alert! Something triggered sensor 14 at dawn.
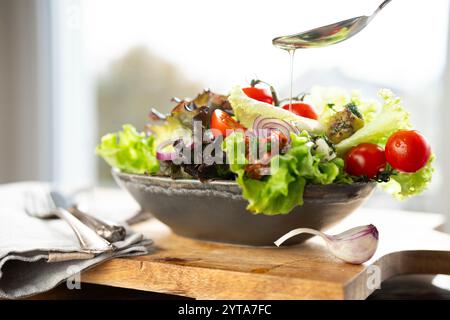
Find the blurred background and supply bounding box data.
[0,0,449,228]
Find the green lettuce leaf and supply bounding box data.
[381,155,435,199]
[223,132,343,215]
[96,124,159,174]
[336,89,412,155]
[147,117,190,153]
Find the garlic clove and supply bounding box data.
[274,224,379,265]
[326,225,379,264]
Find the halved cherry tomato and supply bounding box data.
[210,109,245,137]
[282,102,318,120]
[243,87,273,104]
[345,143,386,178]
[385,130,431,173]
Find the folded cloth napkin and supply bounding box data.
[0,182,153,299]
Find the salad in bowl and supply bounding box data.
[96,81,434,245]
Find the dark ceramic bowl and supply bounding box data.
[113,169,375,246]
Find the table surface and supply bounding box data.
[80,189,450,300]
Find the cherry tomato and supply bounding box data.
[385,130,431,173]
[345,143,386,178]
[210,109,245,137]
[282,102,318,120]
[243,87,273,104]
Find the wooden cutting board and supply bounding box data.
[81,197,450,300]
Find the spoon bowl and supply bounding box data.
[273,0,391,50]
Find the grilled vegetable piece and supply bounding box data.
[327,104,364,144]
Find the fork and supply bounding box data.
[24,189,115,254]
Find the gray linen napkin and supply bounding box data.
[0,182,153,299]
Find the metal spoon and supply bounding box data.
[273,0,391,50]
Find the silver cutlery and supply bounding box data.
[50,191,127,243]
[24,189,115,254]
[273,0,392,50]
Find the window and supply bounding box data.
[2,0,447,216]
[78,0,450,214]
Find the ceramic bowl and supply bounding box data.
[113,169,375,246]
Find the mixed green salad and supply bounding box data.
[97,81,434,215]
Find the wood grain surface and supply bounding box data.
[81,192,450,299]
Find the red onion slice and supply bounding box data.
[156,140,177,161]
[252,116,300,143]
[252,115,264,131]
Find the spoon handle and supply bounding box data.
[53,207,115,253]
[69,206,127,243]
[374,0,392,16]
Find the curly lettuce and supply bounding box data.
[96,124,159,174]
[147,117,190,153]
[381,156,435,199]
[223,131,343,215]
[335,89,412,155]
[307,86,379,129]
